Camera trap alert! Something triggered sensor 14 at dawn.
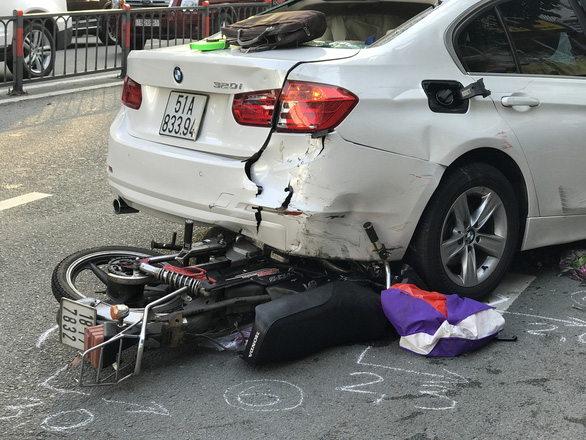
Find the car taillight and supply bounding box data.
[277,81,358,133]
[232,89,279,127]
[232,81,358,133]
[122,75,142,110]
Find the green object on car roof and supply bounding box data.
[190,39,230,51]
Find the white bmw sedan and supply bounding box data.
[107,0,586,299]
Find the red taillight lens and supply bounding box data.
[122,75,142,110]
[277,81,358,133]
[232,89,279,127]
[232,81,358,133]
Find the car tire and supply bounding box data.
[408,162,520,300]
[7,22,55,78]
[98,2,117,46]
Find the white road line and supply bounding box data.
[0,192,52,211]
[485,272,536,312]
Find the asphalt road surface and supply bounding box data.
[1,85,586,439]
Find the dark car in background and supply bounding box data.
[67,0,117,45]
[111,0,271,50]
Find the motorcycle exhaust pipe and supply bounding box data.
[113,198,139,215]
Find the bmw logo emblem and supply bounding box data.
[173,66,183,83]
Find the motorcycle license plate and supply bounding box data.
[59,298,97,351]
[159,92,207,141]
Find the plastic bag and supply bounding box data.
[381,283,505,357]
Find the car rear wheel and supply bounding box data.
[408,163,520,300]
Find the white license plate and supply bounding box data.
[159,92,207,140]
[135,18,160,27]
[59,298,97,351]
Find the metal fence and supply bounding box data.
[0,2,271,95]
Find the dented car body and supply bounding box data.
[108,0,586,299]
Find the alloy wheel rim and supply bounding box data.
[440,186,508,287]
[23,29,51,75]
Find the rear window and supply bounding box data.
[456,0,586,76]
[500,0,586,75]
[291,1,434,47]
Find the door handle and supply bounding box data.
[501,95,540,109]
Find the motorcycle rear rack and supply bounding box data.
[76,288,186,387]
[77,328,138,387]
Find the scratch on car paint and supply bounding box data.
[496,131,513,149]
[559,186,586,214]
[296,138,324,165]
[284,224,350,259]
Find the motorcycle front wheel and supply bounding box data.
[51,246,161,303]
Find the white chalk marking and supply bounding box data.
[571,290,586,307]
[36,325,58,348]
[0,398,43,420]
[102,399,170,416]
[415,385,457,411]
[0,192,52,211]
[237,387,280,408]
[504,311,586,327]
[224,380,304,412]
[39,365,89,396]
[357,346,444,378]
[527,323,558,336]
[336,372,386,405]
[40,409,94,432]
[354,347,467,411]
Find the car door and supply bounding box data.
[456,0,586,217]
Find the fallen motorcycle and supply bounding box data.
[52,221,395,386]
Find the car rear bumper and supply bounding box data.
[108,112,444,261]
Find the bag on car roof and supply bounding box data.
[222,11,327,52]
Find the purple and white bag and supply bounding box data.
[381,283,505,357]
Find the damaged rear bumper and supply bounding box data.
[108,114,444,261]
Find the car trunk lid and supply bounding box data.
[123,44,360,158]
